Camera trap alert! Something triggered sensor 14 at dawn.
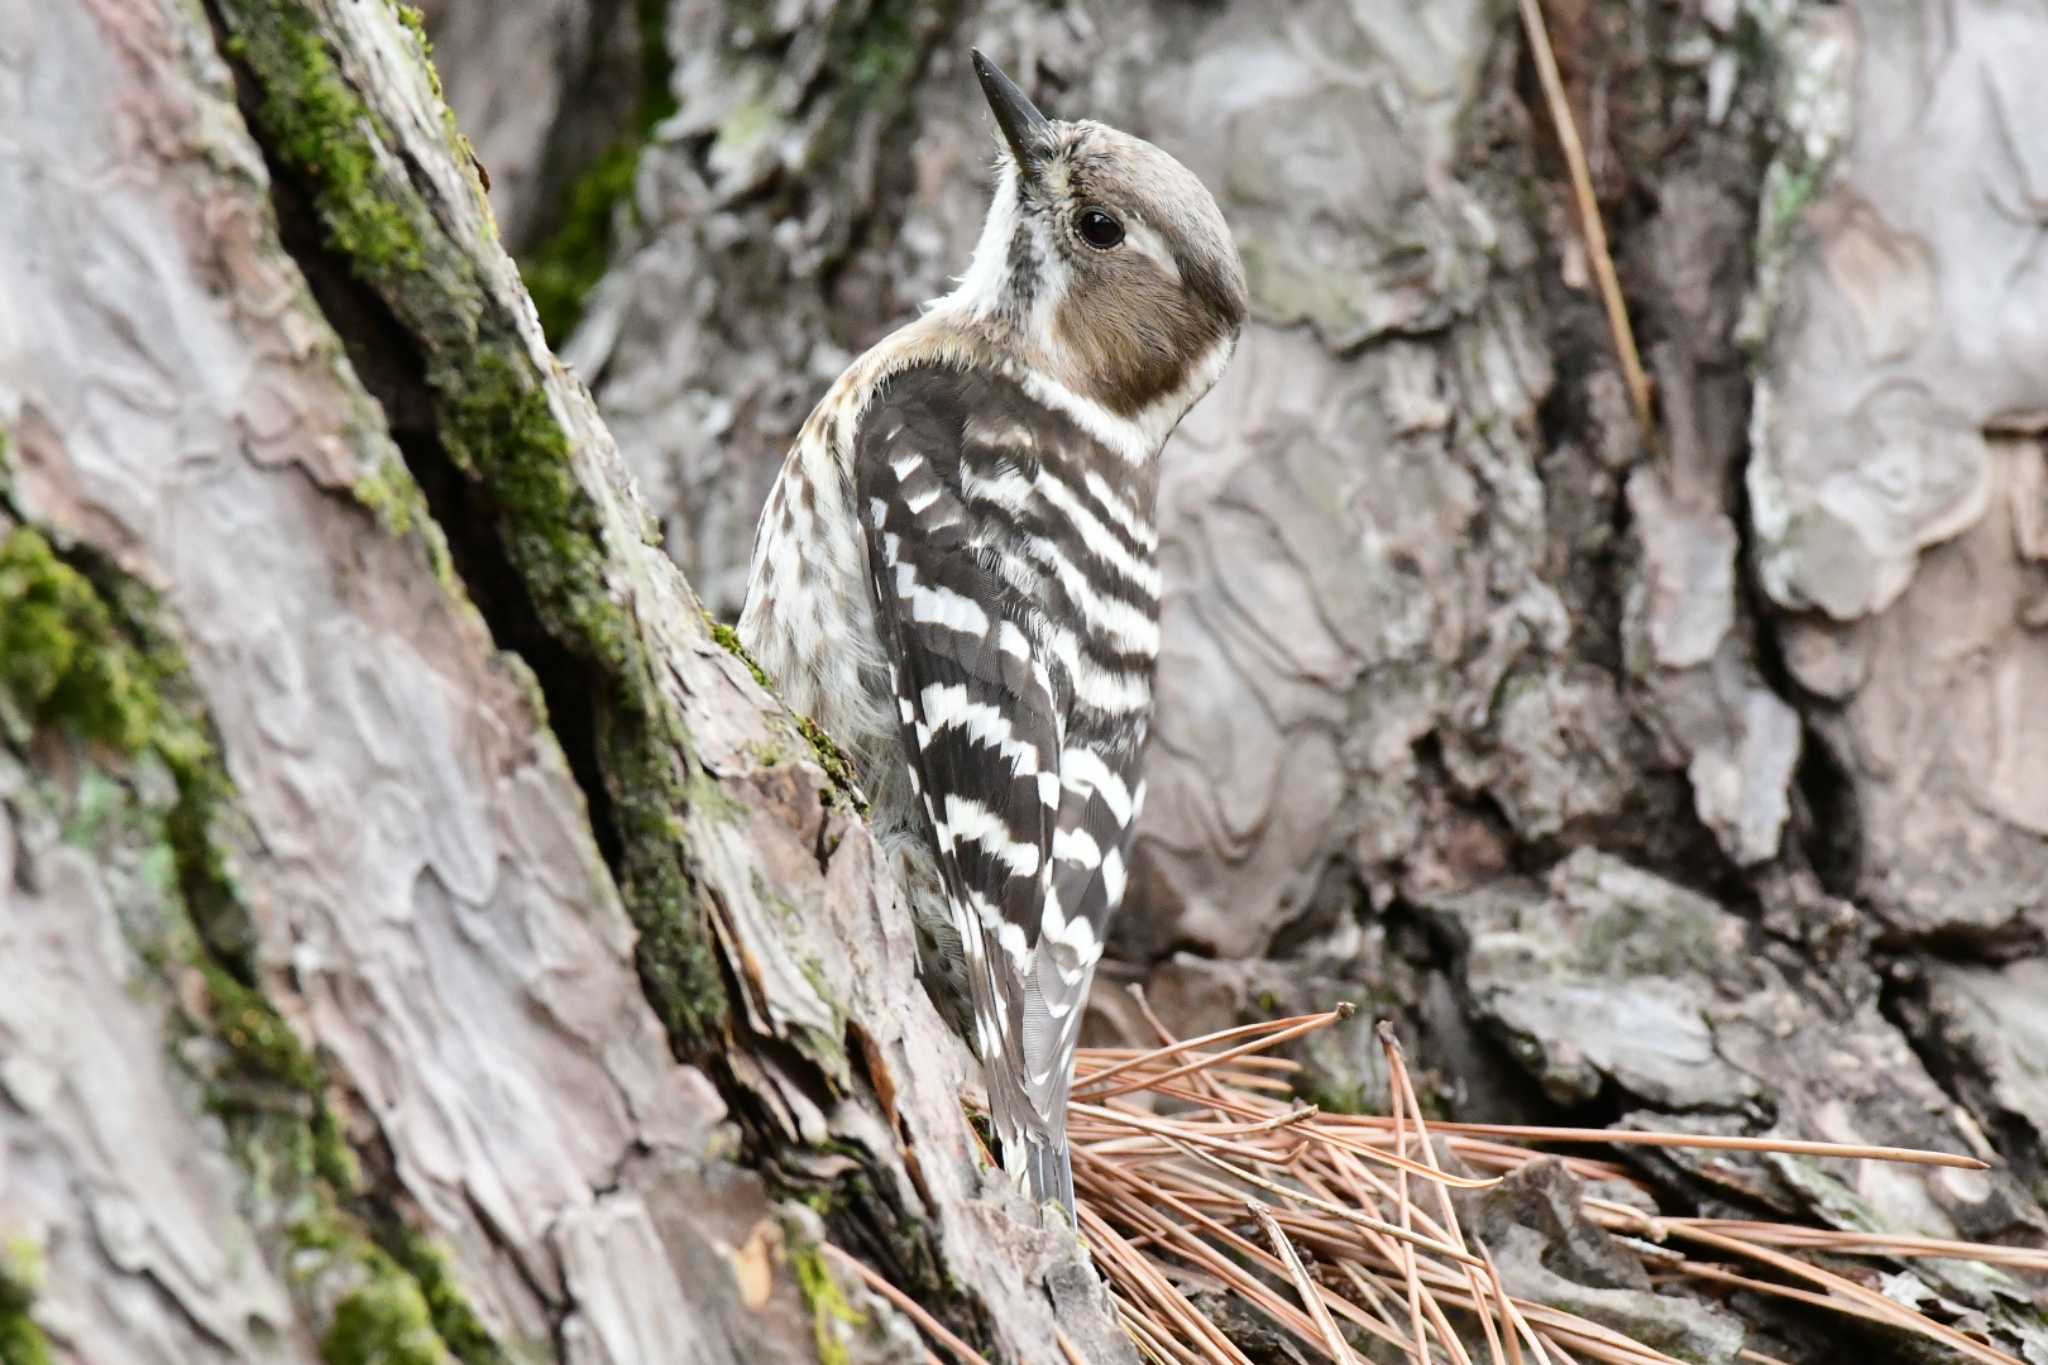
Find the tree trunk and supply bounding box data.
[464,0,2048,1355]
[0,2,1129,1361]
[5,1,2046,1364]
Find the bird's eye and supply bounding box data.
[1076,207,1125,250]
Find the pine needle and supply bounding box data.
[1516,0,1656,452]
[824,1004,2032,1364]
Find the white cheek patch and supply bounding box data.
[1117,216,1182,286]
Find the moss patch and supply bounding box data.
[383,1228,499,1364]
[0,1307,52,1365]
[0,528,160,750]
[794,713,860,806]
[829,0,933,125]
[707,620,771,688]
[436,349,615,660]
[253,20,421,274]
[788,1232,864,1365]
[520,144,639,347]
[388,4,437,94]
[351,453,424,539]
[320,1264,448,1365]
[349,452,470,602]
[0,1238,52,1365]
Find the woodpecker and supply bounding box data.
[738,50,1246,1215]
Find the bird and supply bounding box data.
[736,49,1246,1216]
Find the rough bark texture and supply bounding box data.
[0,2,1127,1361]
[6,0,2048,1362]
[456,0,2048,1355]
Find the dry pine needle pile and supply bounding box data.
[831,1002,2048,1365]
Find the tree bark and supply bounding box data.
[6,0,2048,1363]
[0,2,1127,1361]
[463,0,2048,1357]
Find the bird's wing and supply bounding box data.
[854,367,1065,1085]
[857,364,1160,1211]
[1026,482,1158,1134]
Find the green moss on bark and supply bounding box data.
[0,1311,52,1365]
[788,1232,863,1365]
[0,1238,52,1365]
[0,528,161,751]
[0,510,501,1364]
[520,145,639,347]
[387,4,438,96]
[320,1266,449,1365]
[352,453,424,538]
[794,714,860,806]
[436,348,615,657]
[253,20,421,273]
[212,0,734,1052]
[708,621,772,689]
[383,1229,500,1364]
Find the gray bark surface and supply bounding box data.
[448,0,2048,1356]
[5,0,2047,1362]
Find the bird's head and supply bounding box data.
[944,51,1248,444]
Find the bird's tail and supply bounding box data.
[1021,1135,1074,1216]
[994,1108,1076,1219]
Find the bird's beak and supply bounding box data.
[972,49,1052,179]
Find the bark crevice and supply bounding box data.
[176,4,1133,1357]
[211,32,632,891]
